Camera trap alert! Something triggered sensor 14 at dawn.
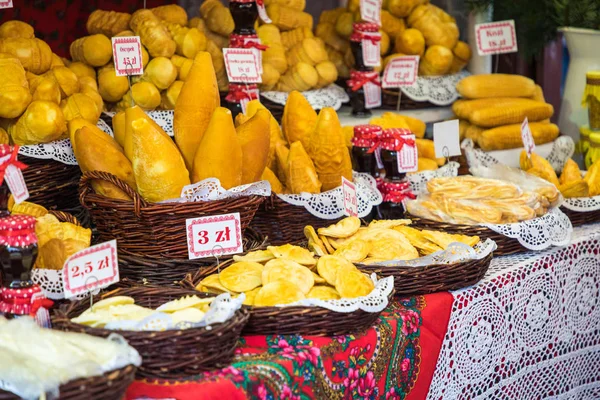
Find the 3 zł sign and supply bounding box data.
[186,212,244,259]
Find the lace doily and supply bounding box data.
[407,161,459,194]
[261,84,350,110]
[427,223,600,399]
[372,238,496,267]
[103,111,174,136]
[288,274,393,313]
[277,172,382,219]
[393,70,470,106]
[31,269,87,301]
[103,293,244,331]
[462,136,576,173]
[160,178,271,203]
[562,195,600,212]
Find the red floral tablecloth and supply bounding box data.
[126,292,453,400]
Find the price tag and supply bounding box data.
[342,177,358,217]
[4,163,29,204]
[362,35,381,67]
[243,37,264,74]
[112,36,143,76]
[374,148,384,169]
[186,212,243,260]
[63,240,119,299]
[397,134,418,173]
[257,1,272,23]
[364,82,382,109]
[382,56,419,88]
[0,0,13,9]
[433,119,461,158]
[223,48,262,83]
[360,0,382,24]
[475,20,518,56]
[521,117,536,155]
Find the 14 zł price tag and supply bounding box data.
[382,56,419,88]
[0,0,13,9]
[521,117,536,156]
[360,0,382,24]
[112,36,144,77]
[342,177,358,217]
[475,20,518,56]
[433,120,461,159]
[186,212,244,260]
[63,240,119,299]
[223,48,262,83]
[397,134,419,173]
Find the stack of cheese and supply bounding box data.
[317,0,471,79]
[454,74,560,151]
[0,20,103,145]
[75,5,207,112]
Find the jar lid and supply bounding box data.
[580,125,593,137]
[0,215,37,247]
[353,22,379,33]
[354,125,382,135]
[0,215,36,231]
[590,131,600,144]
[586,71,600,80]
[382,128,413,137]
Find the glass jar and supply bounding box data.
[351,124,382,178]
[347,22,380,118]
[0,145,21,217]
[349,22,379,72]
[586,131,600,169]
[229,0,258,36]
[583,71,600,130]
[377,180,414,219]
[224,83,259,119]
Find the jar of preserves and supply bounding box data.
[347,22,381,118]
[351,124,382,177]
[0,145,27,217]
[224,83,260,119]
[583,71,600,130]
[377,180,415,219]
[229,0,258,36]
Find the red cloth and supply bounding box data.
[126,379,247,400]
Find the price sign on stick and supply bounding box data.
[223,48,262,83]
[397,134,419,173]
[360,0,382,24]
[433,120,461,159]
[112,36,144,76]
[382,56,419,88]
[521,117,536,156]
[186,212,244,259]
[0,0,13,9]
[342,177,358,217]
[475,20,518,56]
[63,240,119,299]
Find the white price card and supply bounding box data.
[257,0,272,23]
[360,0,382,25]
[186,212,244,260]
[362,34,381,67]
[112,36,144,77]
[521,117,536,155]
[382,56,419,88]
[63,240,119,299]
[342,177,358,217]
[223,48,262,83]
[364,82,382,109]
[475,20,518,56]
[4,164,28,204]
[433,120,461,158]
[0,0,13,9]
[397,134,418,173]
[243,37,264,74]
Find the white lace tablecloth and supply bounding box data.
[427,223,600,400]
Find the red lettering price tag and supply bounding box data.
[243,37,264,74]
[364,82,382,109]
[63,240,119,299]
[360,0,382,24]
[521,117,536,156]
[0,0,13,9]
[397,134,418,173]
[382,56,419,88]
[342,177,358,217]
[0,152,29,204]
[362,35,381,67]
[475,20,518,56]
[112,36,144,76]
[433,119,461,158]
[223,48,262,83]
[186,212,243,259]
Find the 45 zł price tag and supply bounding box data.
[342,177,358,217]
[360,0,382,25]
[475,20,518,56]
[186,212,244,260]
[63,240,119,299]
[223,48,262,83]
[521,117,536,156]
[382,56,419,88]
[0,0,13,9]
[112,36,144,77]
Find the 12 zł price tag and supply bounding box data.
[186,212,243,260]
[342,177,358,217]
[475,20,518,56]
[360,0,382,24]
[382,56,419,88]
[112,36,143,77]
[433,120,461,159]
[63,240,119,299]
[521,117,536,156]
[397,134,419,173]
[223,48,262,83]
[0,0,13,9]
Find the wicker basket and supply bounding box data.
[357,253,493,297]
[53,286,250,379]
[251,194,343,245]
[187,262,392,336]
[410,217,527,256]
[21,155,81,210]
[382,88,436,110]
[79,171,264,258]
[560,206,600,227]
[0,364,136,400]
